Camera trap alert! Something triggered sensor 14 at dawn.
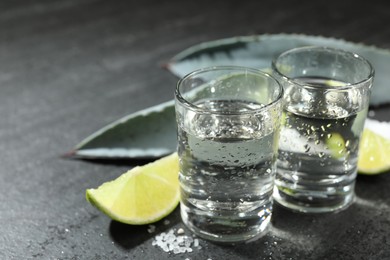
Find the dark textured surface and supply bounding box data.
[1,0,390,259]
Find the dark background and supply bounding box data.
[1,0,390,259]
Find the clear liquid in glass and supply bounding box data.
[178,99,278,242]
[274,77,367,212]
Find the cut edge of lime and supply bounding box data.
[86,186,180,225]
[358,165,390,175]
[358,128,390,175]
[85,153,180,225]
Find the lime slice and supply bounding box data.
[358,129,390,175]
[325,132,346,159]
[324,79,347,87]
[86,153,180,224]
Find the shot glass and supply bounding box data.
[272,46,374,213]
[175,66,284,243]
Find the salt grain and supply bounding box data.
[152,228,200,255]
[147,225,156,233]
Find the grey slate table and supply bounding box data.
[1,0,390,259]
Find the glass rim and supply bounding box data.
[175,66,284,115]
[271,46,375,91]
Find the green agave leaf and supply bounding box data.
[70,100,176,159]
[72,34,390,160]
[167,34,390,106]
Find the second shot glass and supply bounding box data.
[272,46,374,213]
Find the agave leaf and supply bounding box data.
[167,34,390,106]
[72,34,390,160]
[70,100,176,159]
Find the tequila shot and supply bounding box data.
[272,46,374,213]
[175,66,283,242]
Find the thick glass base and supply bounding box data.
[273,183,355,213]
[180,202,272,243]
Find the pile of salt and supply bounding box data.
[152,228,201,255]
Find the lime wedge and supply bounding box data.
[324,79,347,87]
[358,129,390,175]
[326,132,346,159]
[86,153,180,224]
